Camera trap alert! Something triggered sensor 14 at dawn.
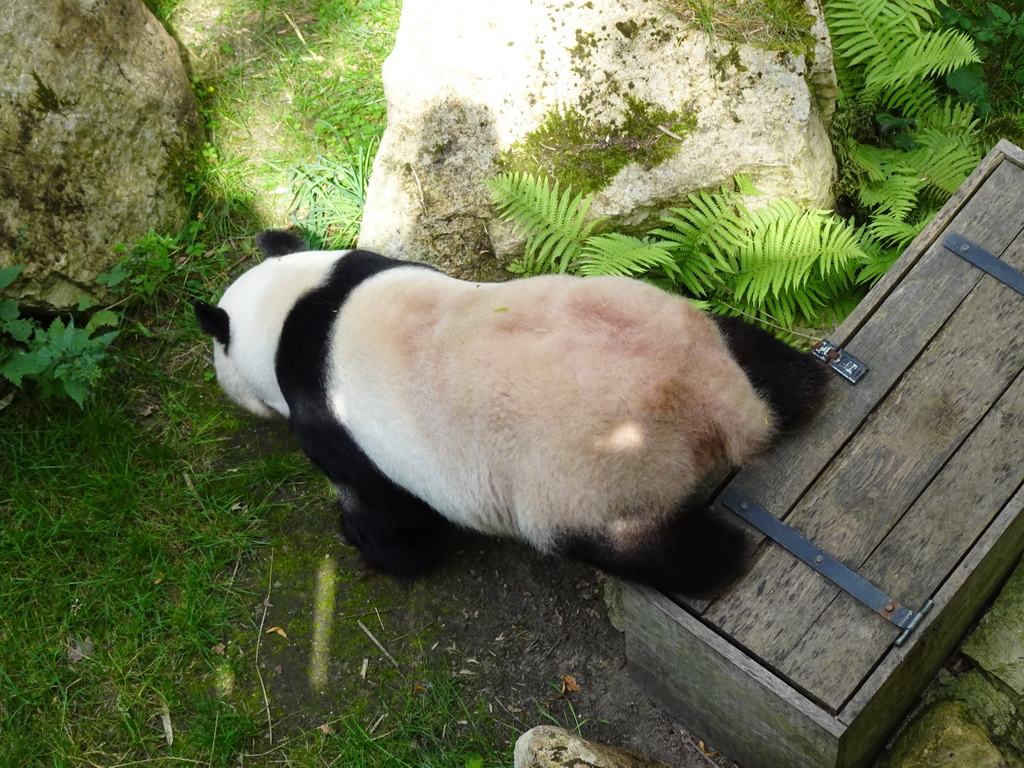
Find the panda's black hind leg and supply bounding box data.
[711,314,830,433]
[553,501,751,597]
[338,490,452,580]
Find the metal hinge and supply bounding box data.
[943,232,1024,297]
[720,488,933,646]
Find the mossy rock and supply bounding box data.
[884,700,1021,768]
[964,559,1024,697]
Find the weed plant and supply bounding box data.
[937,0,1024,142]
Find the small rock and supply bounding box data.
[514,725,675,768]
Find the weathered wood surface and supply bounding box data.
[624,140,1024,768]
[781,345,1024,707]
[623,584,843,768]
[700,157,1024,709]
[836,486,1024,768]
[728,222,1024,702]
[696,154,1024,538]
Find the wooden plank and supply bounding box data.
[622,585,843,768]
[836,488,1024,768]
[781,364,1024,707]
[707,214,1024,689]
[701,159,1024,560]
[993,137,1024,168]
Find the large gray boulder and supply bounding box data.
[0,0,201,311]
[359,0,837,280]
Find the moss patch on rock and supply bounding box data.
[499,96,696,195]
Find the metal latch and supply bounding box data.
[812,339,869,384]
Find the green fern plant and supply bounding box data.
[826,0,980,113]
[827,0,984,255]
[654,185,870,329]
[487,172,874,332]
[485,172,680,280]
[486,172,597,275]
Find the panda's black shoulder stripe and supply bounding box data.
[277,250,435,412]
[276,250,445,555]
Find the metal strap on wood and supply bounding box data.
[944,232,1024,296]
[720,488,933,646]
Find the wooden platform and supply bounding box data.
[622,139,1024,768]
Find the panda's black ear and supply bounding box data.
[194,300,230,347]
[256,230,308,258]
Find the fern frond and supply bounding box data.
[916,98,978,137]
[734,174,764,196]
[845,140,894,183]
[858,246,902,285]
[867,214,927,249]
[574,234,680,279]
[655,188,748,260]
[855,169,923,221]
[826,0,907,69]
[904,128,981,196]
[652,189,748,297]
[884,29,980,91]
[486,172,603,276]
[827,0,979,119]
[874,80,941,116]
[729,206,866,328]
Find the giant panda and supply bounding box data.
[195,230,828,596]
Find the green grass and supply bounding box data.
[0,354,273,763]
[0,2,522,764]
[0,295,514,765]
[667,0,816,55]
[164,0,398,231]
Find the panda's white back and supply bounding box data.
[328,267,774,550]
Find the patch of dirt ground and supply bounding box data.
[226,418,737,767]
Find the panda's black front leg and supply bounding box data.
[292,414,452,580]
[337,484,452,580]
